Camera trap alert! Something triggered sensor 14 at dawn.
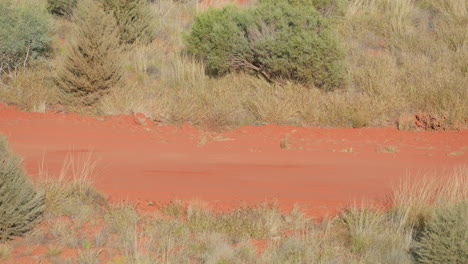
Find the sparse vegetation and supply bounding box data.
[0,144,466,263]
[0,1,466,261]
[376,145,399,153]
[0,0,466,129]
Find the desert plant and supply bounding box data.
[185,5,253,76]
[0,61,60,112]
[0,0,50,81]
[102,0,156,45]
[186,0,346,90]
[389,169,467,232]
[0,137,44,242]
[47,0,77,16]
[57,0,124,106]
[310,0,348,17]
[411,201,468,264]
[248,0,347,90]
[0,243,12,260]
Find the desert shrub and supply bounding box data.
[0,61,60,113]
[249,0,347,90]
[186,0,346,90]
[411,201,468,264]
[47,0,77,16]
[102,0,156,45]
[57,0,124,106]
[0,0,50,80]
[0,137,44,242]
[310,0,348,17]
[185,5,253,76]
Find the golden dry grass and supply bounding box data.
[389,166,468,229]
[96,0,467,130]
[1,0,466,130]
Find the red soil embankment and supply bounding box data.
[0,104,466,217]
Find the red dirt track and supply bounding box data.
[0,104,466,217]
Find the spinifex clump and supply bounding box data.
[0,137,44,241]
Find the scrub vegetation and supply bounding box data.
[0,0,466,129]
[1,144,466,263]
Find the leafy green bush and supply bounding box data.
[411,201,468,264]
[57,0,124,106]
[185,5,253,76]
[102,0,156,45]
[47,0,77,16]
[250,0,347,90]
[0,137,44,242]
[186,0,346,90]
[0,0,50,79]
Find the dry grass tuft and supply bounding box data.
[389,166,468,230]
[0,243,12,260]
[376,145,399,153]
[37,152,105,221]
[0,61,59,112]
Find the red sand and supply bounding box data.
[0,104,467,217]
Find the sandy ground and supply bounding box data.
[0,104,467,217]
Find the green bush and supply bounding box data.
[57,0,124,106]
[102,0,156,45]
[186,0,346,90]
[0,137,44,242]
[46,0,77,16]
[309,0,347,18]
[186,5,253,76]
[0,0,50,79]
[411,201,468,264]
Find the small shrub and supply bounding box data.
[310,0,348,17]
[102,0,156,45]
[160,200,185,218]
[215,203,284,239]
[104,203,139,251]
[185,5,253,76]
[186,0,346,90]
[57,0,124,106]
[0,0,50,80]
[411,201,468,264]
[0,243,12,260]
[47,0,77,16]
[0,61,60,112]
[249,0,347,90]
[0,137,44,242]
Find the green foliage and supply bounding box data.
[0,137,44,242]
[57,0,124,106]
[186,0,346,90]
[185,5,253,75]
[309,0,348,17]
[46,0,77,16]
[411,201,468,264]
[0,0,50,78]
[102,0,156,45]
[249,0,347,90]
